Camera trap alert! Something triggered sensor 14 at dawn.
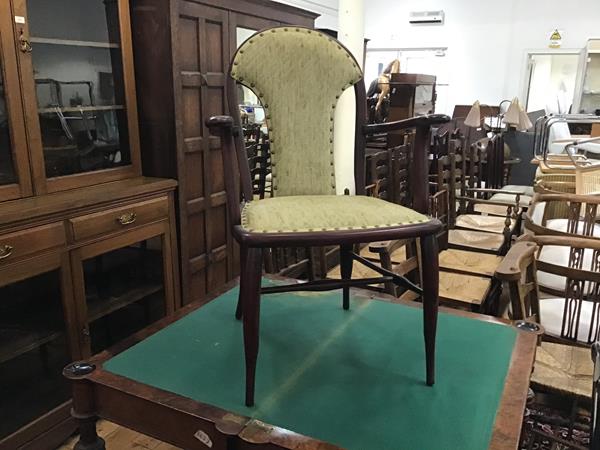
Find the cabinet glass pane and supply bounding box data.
[0,64,17,186]
[83,236,166,355]
[27,0,131,178]
[0,270,70,439]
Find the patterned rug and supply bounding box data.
[520,402,590,449]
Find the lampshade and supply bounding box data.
[503,97,521,125]
[517,101,533,131]
[464,101,481,128]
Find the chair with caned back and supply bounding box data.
[206,26,449,406]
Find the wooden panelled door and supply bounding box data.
[0,0,32,201]
[176,2,232,304]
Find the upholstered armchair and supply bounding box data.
[206,27,449,406]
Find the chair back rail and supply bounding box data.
[525,193,600,239]
[497,236,600,345]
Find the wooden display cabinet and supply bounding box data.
[0,0,180,448]
[388,73,437,121]
[3,0,142,197]
[131,0,318,305]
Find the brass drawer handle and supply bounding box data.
[117,212,137,225]
[0,244,13,260]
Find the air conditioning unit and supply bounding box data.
[409,11,444,25]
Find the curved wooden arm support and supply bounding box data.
[495,241,537,282]
[363,114,450,135]
[206,115,245,225]
[206,115,234,130]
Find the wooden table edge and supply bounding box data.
[488,330,537,450]
[73,276,535,450]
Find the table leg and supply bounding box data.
[420,235,439,386]
[64,362,106,450]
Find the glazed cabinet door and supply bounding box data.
[71,223,176,357]
[12,0,141,195]
[0,1,32,201]
[0,253,77,450]
[175,2,232,304]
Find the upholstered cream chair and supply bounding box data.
[206,27,449,406]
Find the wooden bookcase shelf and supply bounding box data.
[30,37,121,49]
[87,282,164,323]
[0,327,63,365]
[38,105,125,113]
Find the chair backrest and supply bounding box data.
[498,236,600,344]
[367,150,391,200]
[525,193,600,238]
[391,143,412,207]
[230,27,363,197]
[481,134,505,189]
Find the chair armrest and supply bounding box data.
[504,158,522,165]
[456,196,521,210]
[206,115,235,133]
[363,114,450,135]
[494,241,537,282]
[466,188,526,195]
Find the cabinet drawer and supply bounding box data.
[69,196,169,242]
[0,223,65,265]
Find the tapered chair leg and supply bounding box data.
[340,244,353,310]
[419,235,439,386]
[235,246,249,320]
[241,247,263,406]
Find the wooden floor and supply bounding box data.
[57,420,180,450]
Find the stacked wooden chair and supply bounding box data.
[365,133,504,312]
[498,193,600,438]
[446,134,525,256]
[244,123,272,199]
[207,26,450,406]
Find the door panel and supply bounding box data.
[176,2,230,304]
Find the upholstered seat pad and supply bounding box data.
[537,243,598,291]
[545,218,600,236]
[455,214,514,234]
[473,193,531,216]
[539,297,597,344]
[503,185,535,197]
[448,229,504,251]
[241,195,429,233]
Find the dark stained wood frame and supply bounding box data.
[0,177,180,449]
[70,219,178,359]
[11,0,142,195]
[132,0,318,307]
[0,251,79,450]
[0,0,33,201]
[64,277,537,450]
[208,27,450,406]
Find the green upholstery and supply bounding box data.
[231,28,362,196]
[241,195,429,233]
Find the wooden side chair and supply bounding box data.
[496,235,600,438]
[447,138,523,256]
[494,234,600,345]
[524,192,600,299]
[206,27,449,406]
[369,135,502,311]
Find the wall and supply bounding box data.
[362,0,600,113]
[274,0,339,29]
